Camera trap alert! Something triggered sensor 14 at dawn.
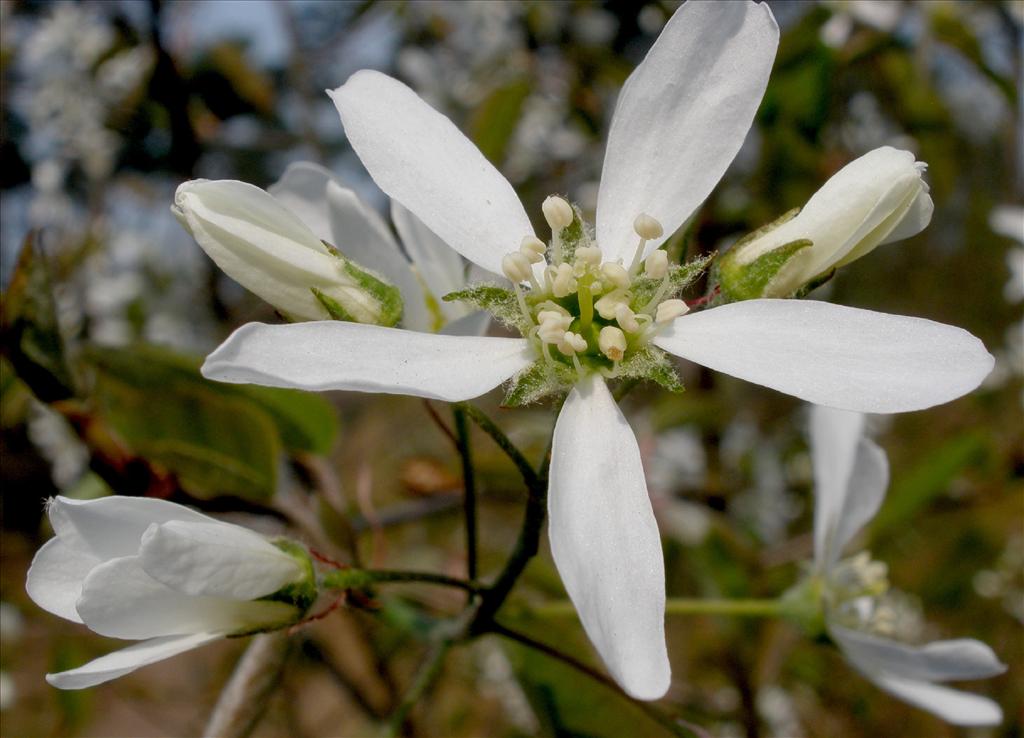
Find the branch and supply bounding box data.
[383,641,452,737]
[203,633,291,738]
[452,406,478,583]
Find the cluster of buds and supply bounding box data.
[500,196,693,378]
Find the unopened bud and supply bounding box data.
[644,250,668,279]
[601,262,631,289]
[614,304,641,333]
[633,213,664,240]
[598,326,627,361]
[655,299,689,323]
[542,196,574,231]
[502,252,533,282]
[520,236,547,263]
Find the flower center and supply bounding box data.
[502,197,689,380]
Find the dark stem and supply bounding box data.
[456,403,540,488]
[452,406,478,583]
[422,400,459,448]
[321,568,481,594]
[383,641,452,738]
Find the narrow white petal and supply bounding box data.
[653,300,993,413]
[139,521,303,600]
[596,1,778,262]
[47,496,213,562]
[809,406,864,566]
[202,321,532,402]
[267,161,337,243]
[329,70,532,275]
[832,625,1007,682]
[548,375,669,700]
[25,538,96,623]
[391,199,471,324]
[439,310,491,337]
[76,556,297,639]
[46,632,223,690]
[826,438,888,569]
[865,672,1003,726]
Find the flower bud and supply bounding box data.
[644,250,668,279]
[633,213,664,240]
[720,147,933,300]
[174,179,401,325]
[542,195,574,231]
[502,251,534,282]
[598,326,627,361]
[655,299,689,323]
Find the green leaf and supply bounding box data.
[469,79,531,164]
[86,344,338,455]
[1,232,75,401]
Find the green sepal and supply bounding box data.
[617,346,684,393]
[230,539,318,636]
[629,253,715,307]
[792,268,835,298]
[444,283,528,332]
[503,359,575,407]
[728,207,800,253]
[312,287,356,321]
[340,260,403,327]
[717,238,813,302]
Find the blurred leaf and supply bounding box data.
[870,430,990,538]
[86,344,337,454]
[0,232,75,402]
[469,79,531,165]
[207,43,276,115]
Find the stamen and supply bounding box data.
[655,299,689,324]
[601,262,630,289]
[520,236,547,264]
[598,326,627,362]
[552,263,577,298]
[502,252,533,283]
[575,246,602,266]
[542,196,574,264]
[594,289,629,320]
[614,303,641,333]
[644,250,668,279]
[628,213,664,276]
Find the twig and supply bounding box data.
[456,403,540,488]
[383,641,452,737]
[348,493,462,531]
[203,633,292,738]
[452,406,478,583]
[298,637,387,720]
[321,568,481,595]
[423,399,459,448]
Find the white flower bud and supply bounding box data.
[724,146,934,298]
[542,196,574,231]
[655,299,689,323]
[601,262,631,289]
[575,246,602,266]
[644,250,668,279]
[598,326,627,361]
[552,262,578,297]
[614,304,641,333]
[633,213,664,240]
[520,236,547,264]
[502,251,534,282]
[26,496,315,689]
[173,179,401,325]
[594,289,630,320]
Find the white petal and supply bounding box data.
[809,406,864,566]
[25,538,96,623]
[875,184,934,247]
[391,199,470,324]
[76,556,297,639]
[596,1,778,262]
[653,300,994,413]
[202,321,533,402]
[174,179,348,321]
[329,70,533,275]
[869,675,1003,726]
[439,310,491,337]
[47,496,213,562]
[139,521,303,600]
[826,437,888,568]
[267,161,336,243]
[46,632,223,690]
[547,374,669,700]
[831,625,1007,682]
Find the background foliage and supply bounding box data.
[0,1,1020,736]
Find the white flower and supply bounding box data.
[26,496,313,690]
[989,204,1024,304]
[720,146,934,299]
[200,1,993,700]
[808,406,1006,726]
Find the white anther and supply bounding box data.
[633,213,664,240]
[535,300,569,316]
[601,262,630,289]
[520,236,547,264]
[542,196,574,231]
[614,304,641,333]
[552,263,577,298]
[644,250,668,279]
[575,246,602,266]
[598,326,627,362]
[502,252,533,282]
[557,331,587,356]
[655,298,689,323]
[594,289,630,320]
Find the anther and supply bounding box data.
[542,196,574,231]
[520,236,547,264]
[557,331,587,356]
[575,246,602,266]
[633,213,663,240]
[594,289,629,320]
[552,263,577,298]
[598,326,627,362]
[644,250,668,279]
[502,252,533,283]
[655,299,689,323]
[614,303,641,333]
[601,262,630,289]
